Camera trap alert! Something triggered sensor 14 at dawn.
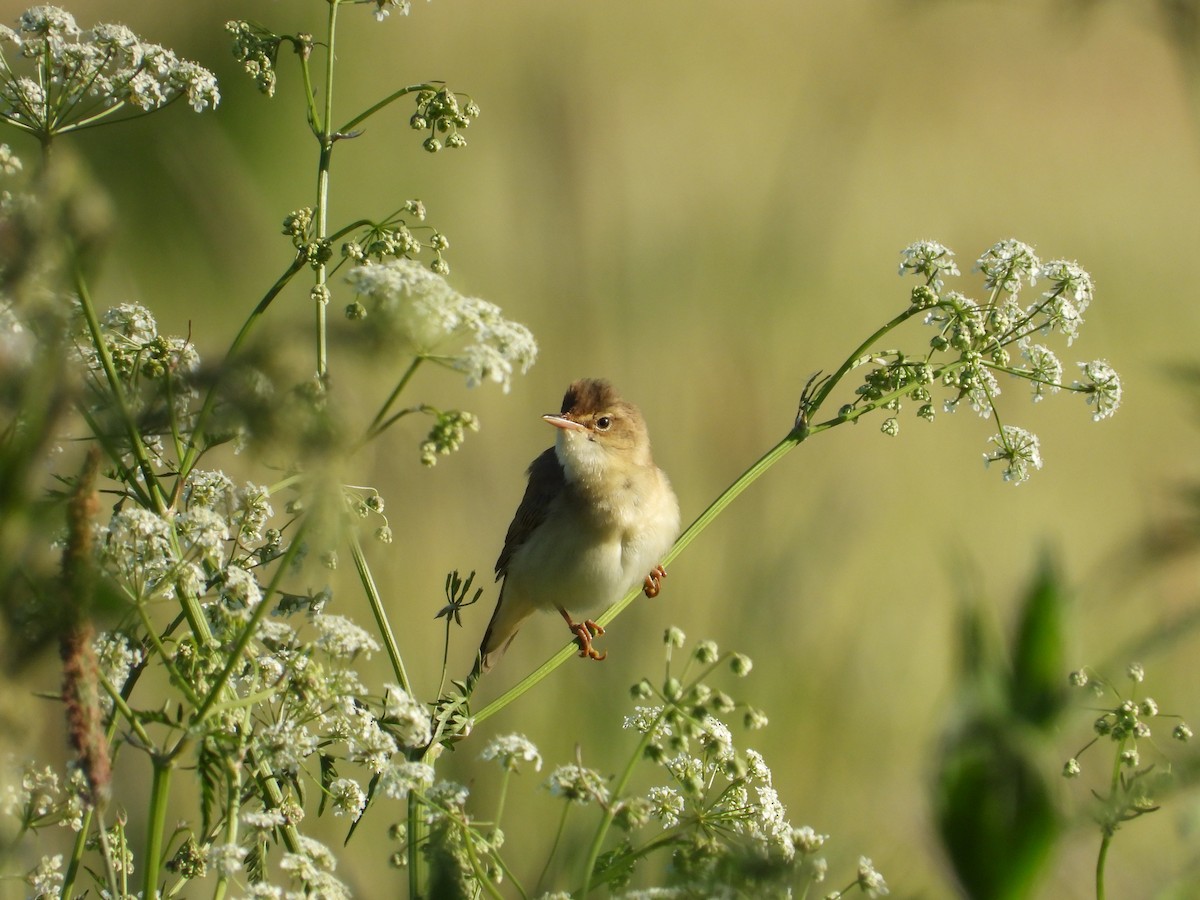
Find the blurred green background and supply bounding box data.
[7,0,1200,896]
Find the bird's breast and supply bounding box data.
[503,473,679,614]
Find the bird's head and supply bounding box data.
[544,378,653,483]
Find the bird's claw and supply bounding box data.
[565,618,606,660]
[643,564,667,598]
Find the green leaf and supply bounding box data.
[935,722,1059,900]
[1009,554,1068,729]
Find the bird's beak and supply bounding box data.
[543,414,587,432]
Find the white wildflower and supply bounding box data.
[976,239,1040,296]
[983,425,1042,485]
[328,777,366,819]
[546,763,609,805]
[1075,359,1122,421]
[647,785,685,827]
[480,733,542,772]
[899,240,959,289]
[382,683,432,748]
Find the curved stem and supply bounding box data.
[73,260,168,514]
[579,717,659,896]
[366,357,424,440]
[179,255,307,477]
[1096,830,1111,900]
[339,82,443,135]
[190,517,309,728]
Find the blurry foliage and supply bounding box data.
[934,558,1066,900]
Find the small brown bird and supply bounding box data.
[476,378,680,673]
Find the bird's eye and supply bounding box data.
[595,416,612,431]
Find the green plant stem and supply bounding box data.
[338,82,442,134]
[1096,740,1125,900]
[211,762,242,900]
[366,358,424,440]
[534,803,572,896]
[579,718,659,896]
[93,810,122,900]
[310,1,340,381]
[350,533,411,694]
[61,803,94,900]
[459,826,505,900]
[179,255,307,477]
[141,756,173,899]
[72,260,167,514]
[407,791,423,899]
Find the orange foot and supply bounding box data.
[643,564,667,598]
[558,608,607,661]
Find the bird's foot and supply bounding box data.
[560,611,607,661]
[643,564,667,598]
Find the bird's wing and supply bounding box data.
[476,448,564,675]
[494,447,563,579]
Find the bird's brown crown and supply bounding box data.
[560,378,621,416]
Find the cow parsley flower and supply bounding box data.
[1075,359,1122,421]
[328,777,366,819]
[546,763,609,805]
[899,240,959,290]
[983,425,1042,485]
[0,7,218,139]
[382,683,432,748]
[976,239,1041,297]
[345,259,536,392]
[480,733,542,773]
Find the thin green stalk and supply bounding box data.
[93,810,121,900]
[494,769,512,829]
[579,716,660,896]
[338,82,442,134]
[1096,741,1125,900]
[407,791,423,899]
[211,761,242,900]
[141,757,173,899]
[311,1,340,380]
[61,803,94,900]
[73,261,167,513]
[179,255,306,477]
[350,533,411,694]
[459,826,506,900]
[366,358,424,440]
[534,803,572,896]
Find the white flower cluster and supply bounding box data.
[97,470,274,605]
[2,762,89,833]
[345,259,536,392]
[893,239,1122,485]
[545,762,610,805]
[480,732,543,773]
[0,7,218,140]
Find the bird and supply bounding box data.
[474,378,680,675]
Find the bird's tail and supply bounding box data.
[471,584,531,682]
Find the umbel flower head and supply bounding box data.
[345,258,536,392]
[0,6,219,141]
[889,238,1122,485]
